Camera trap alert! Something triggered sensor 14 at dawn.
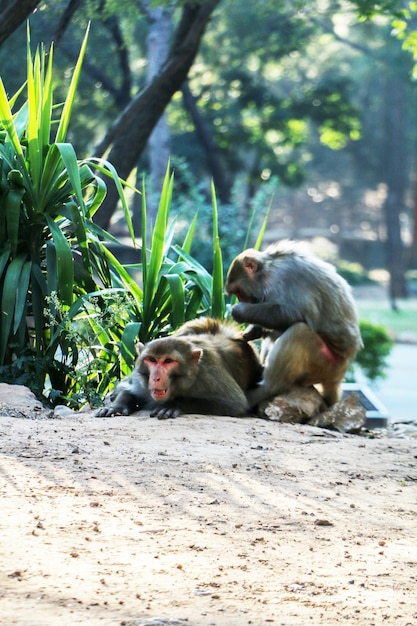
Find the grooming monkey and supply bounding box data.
[96,318,263,419]
[225,240,362,407]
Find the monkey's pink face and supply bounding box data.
[143,355,179,401]
[227,283,257,303]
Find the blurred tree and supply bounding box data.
[0,0,415,292]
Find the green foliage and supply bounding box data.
[350,319,394,382]
[336,261,374,286]
[169,158,272,272]
[0,27,140,404]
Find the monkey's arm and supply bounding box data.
[231,302,302,331]
[96,371,152,417]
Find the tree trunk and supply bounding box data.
[145,5,173,225]
[93,0,221,230]
[0,0,42,46]
[181,81,231,203]
[407,167,417,269]
[382,71,408,304]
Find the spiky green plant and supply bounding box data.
[0,26,134,399]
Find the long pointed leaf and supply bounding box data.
[0,243,11,278]
[0,255,26,364]
[210,181,225,319]
[56,143,85,211]
[55,23,90,142]
[0,77,25,162]
[5,186,25,257]
[46,215,74,305]
[14,260,32,334]
[254,194,273,250]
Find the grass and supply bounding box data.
[356,298,417,338]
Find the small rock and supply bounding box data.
[257,387,325,422]
[54,405,74,418]
[311,393,365,433]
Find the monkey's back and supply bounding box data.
[264,241,362,356]
[175,318,263,391]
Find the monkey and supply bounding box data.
[96,318,263,419]
[225,240,363,407]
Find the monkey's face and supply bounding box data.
[225,252,264,303]
[139,339,201,402]
[142,354,179,401]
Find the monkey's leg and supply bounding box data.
[247,322,346,407]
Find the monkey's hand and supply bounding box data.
[96,405,130,417]
[150,405,182,419]
[241,324,264,341]
[230,302,249,324]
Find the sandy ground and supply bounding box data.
[1,404,417,626]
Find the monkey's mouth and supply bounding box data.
[151,388,168,400]
[234,290,252,303]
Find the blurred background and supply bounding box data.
[1,0,416,419]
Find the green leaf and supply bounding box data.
[46,215,74,305]
[181,211,199,254]
[5,186,25,257]
[254,195,272,251]
[120,322,141,368]
[163,273,185,329]
[0,243,11,278]
[56,144,84,209]
[14,260,31,334]
[210,181,225,319]
[0,255,26,364]
[55,24,90,143]
[0,77,25,163]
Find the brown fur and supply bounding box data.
[96,318,263,418]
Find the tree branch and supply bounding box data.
[0,0,42,46]
[93,0,221,228]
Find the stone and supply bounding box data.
[310,392,366,433]
[257,387,326,423]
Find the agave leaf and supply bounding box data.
[181,212,198,254]
[120,321,141,368]
[62,201,91,276]
[55,23,90,143]
[14,260,32,334]
[143,167,174,318]
[254,194,273,251]
[163,273,185,329]
[0,255,27,364]
[210,181,225,320]
[30,265,47,355]
[26,40,42,191]
[0,243,11,278]
[0,77,25,163]
[41,42,54,147]
[85,157,135,242]
[56,143,85,212]
[5,186,25,257]
[46,215,74,305]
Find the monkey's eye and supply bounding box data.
[164,357,176,364]
[145,356,157,363]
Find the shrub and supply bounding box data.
[348,319,394,383]
[0,26,140,404]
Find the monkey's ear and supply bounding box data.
[243,256,259,276]
[191,349,202,365]
[136,342,145,355]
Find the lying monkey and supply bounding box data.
[225,240,363,407]
[96,318,263,419]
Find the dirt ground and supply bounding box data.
[1,400,417,626]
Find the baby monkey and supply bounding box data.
[96,318,263,419]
